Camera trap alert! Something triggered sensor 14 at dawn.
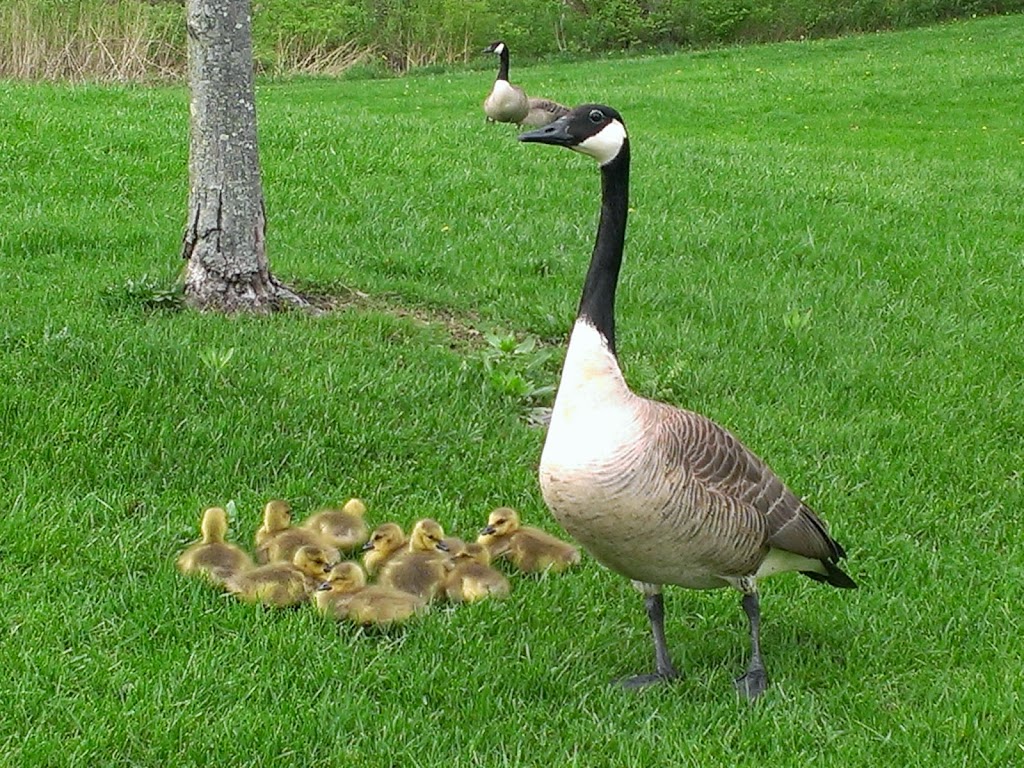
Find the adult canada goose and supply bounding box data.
[483,41,569,127]
[176,506,254,587]
[517,105,856,699]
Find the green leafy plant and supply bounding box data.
[479,332,556,413]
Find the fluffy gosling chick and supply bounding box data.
[361,523,407,576]
[478,507,581,574]
[176,506,254,587]
[445,541,511,603]
[302,497,369,554]
[227,545,334,608]
[254,499,340,565]
[377,519,452,602]
[315,562,427,627]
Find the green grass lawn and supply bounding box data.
[1,14,1022,766]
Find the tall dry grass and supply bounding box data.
[0,0,186,81]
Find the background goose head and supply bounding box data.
[519,104,628,167]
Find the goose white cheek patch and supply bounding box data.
[574,120,628,166]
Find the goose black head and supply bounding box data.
[484,41,506,55]
[518,104,628,166]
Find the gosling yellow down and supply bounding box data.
[445,541,511,603]
[302,497,369,554]
[176,506,254,586]
[377,519,452,602]
[254,499,340,565]
[315,561,426,627]
[226,545,334,608]
[478,507,581,574]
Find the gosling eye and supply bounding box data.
[588,109,604,123]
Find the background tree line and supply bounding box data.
[1,0,1021,80]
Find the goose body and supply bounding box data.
[483,42,568,127]
[518,105,855,698]
[176,506,254,586]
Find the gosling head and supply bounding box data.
[409,519,449,554]
[342,498,367,517]
[455,541,492,566]
[518,104,628,168]
[262,499,293,532]
[361,523,406,555]
[479,507,522,539]
[293,546,334,578]
[318,561,367,594]
[199,506,229,544]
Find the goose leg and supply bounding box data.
[618,592,680,689]
[734,590,769,700]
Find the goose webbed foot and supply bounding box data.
[615,669,678,690]
[734,665,768,700]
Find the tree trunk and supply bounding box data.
[181,0,306,312]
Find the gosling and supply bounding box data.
[226,545,334,608]
[176,506,254,587]
[478,506,581,574]
[254,499,340,565]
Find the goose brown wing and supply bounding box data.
[648,401,844,563]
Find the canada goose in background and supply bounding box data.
[483,41,569,127]
[302,497,369,554]
[360,523,407,576]
[226,545,334,608]
[377,519,452,602]
[254,499,340,566]
[477,506,580,574]
[315,562,427,627]
[176,506,254,586]
[444,541,511,603]
[517,105,856,699]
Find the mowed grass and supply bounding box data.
[1,14,1023,766]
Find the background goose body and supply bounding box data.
[519,105,854,699]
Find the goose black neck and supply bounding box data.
[577,143,629,357]
[496,48,511,81]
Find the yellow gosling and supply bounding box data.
[445,541,511,603]
[226,545,334,608]
[478,507,581,574]
[302,497,369,554]
[377,519,452,602]
[315,562,426,627]
[176,506,254,587]
[254,499,340,565]
[360,523,407,576]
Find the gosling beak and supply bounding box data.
[480,525,496,536]
[518,116,573,148]
[435,541,449,553]
[316,581,331,592]
[360,540,375,552]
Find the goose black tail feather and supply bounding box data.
[802,560,858,589]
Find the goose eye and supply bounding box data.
[588,109,604,123]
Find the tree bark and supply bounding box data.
[181,0,307,312]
